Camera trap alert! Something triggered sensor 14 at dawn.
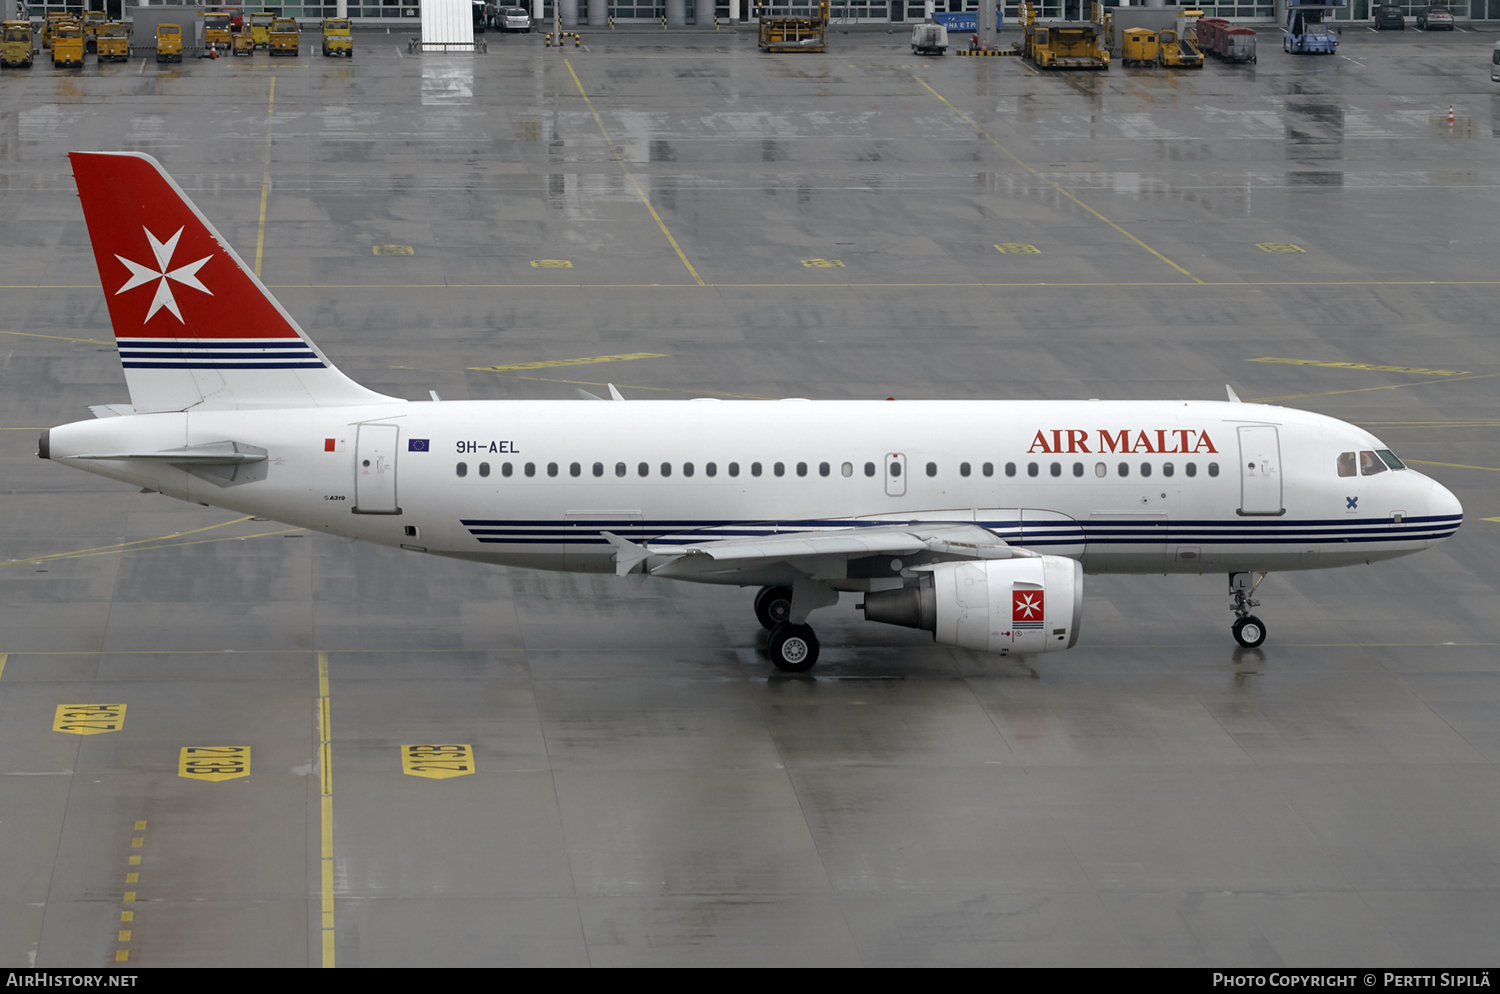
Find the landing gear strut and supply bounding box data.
[1229,572,1267,648]
[755,585,822,671]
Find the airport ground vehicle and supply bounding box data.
[1285,6,1337,53]
[50,151,1464,670]
[494,5,531,30]
[1121,27,1159,66]
[81,10,104,52]
[1157,21,1203,67]
[1196,17,1256,62]
[203,11,232,50]
[1417,6,1454,28]
[1374,4,1405,28]
[1,18,33,66]
[911,19,948,55]
[249,12,274,47]
[1,19,33,67]
[40,11,69,49]
[269,17,299,55]
[155,22,182,62]
[321,18,351,56]
[51,20,83,66]
[1022,2,1109,69]
[232,25,254,55]
[96,22,129,62]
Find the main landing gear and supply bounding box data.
[755,585,821,672]
[1230,572,1268,648]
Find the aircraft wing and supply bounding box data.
[602,521,1025,578]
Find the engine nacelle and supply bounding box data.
[861,556,1083,655]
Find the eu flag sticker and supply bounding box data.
[407,439,430,452]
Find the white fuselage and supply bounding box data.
[46,398,1462,589]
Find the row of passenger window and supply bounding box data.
[453,459,1221,479]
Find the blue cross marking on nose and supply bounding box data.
[1346,496,1358,510]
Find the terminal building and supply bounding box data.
[18,0,1485,35]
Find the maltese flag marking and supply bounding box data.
[1012,589,1045,631]
[114,226,213,324]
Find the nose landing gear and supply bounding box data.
[1230,572,1268,648]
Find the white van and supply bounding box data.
[1493,40,1500,82]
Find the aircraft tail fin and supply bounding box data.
[69,151,394,414]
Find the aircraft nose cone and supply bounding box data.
[1429,476,1464,524]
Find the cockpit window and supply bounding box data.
[1337,452,1356,478]
[1376,449,1406,470]
[1359,450,1387,476]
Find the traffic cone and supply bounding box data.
[1448,105,1455,125]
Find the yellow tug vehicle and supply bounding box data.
[1,20,35,68]
[52,20,84,67]
[96,22,129,62]
[321,17,351,57]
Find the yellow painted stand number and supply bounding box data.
[995,244,1041,254]
[54,704,126,735]
[1257,243,1305,253]
[373,245,415,255]
[801,259,844,268]
[531,259,573,268]
[402,744,475,780]
[179,746,251,782]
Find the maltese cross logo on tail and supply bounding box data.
[114,226,213,324]
[1012,589,1045,631]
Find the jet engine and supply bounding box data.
[860,556,1083,655]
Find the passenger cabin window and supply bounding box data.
[456,462,468,477]
[1359,450,1387,476]
[638,462,649,477]
[707,462,718,477]
[1072,462,1083,477]
[982,463,993,477]
[684,462,695,477]
[615,462,627,477]
[479,462,490,478]
[1337,452,1357,477]
[960,462,971,477]
[926,462,937,477]
[1207,462,1219,477]
[593,462,604,477]
[502,462,513,477]
[524,462,536,477]
[730,462,741,477]
[570,462,581,477]
[864,462,876,477]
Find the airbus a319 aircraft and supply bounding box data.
[38,153,1464,670]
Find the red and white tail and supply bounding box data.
[70,151,392,414]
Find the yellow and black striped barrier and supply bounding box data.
[544,31,582,47]
[957,48,1020,56]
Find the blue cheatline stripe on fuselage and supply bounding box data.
[456,514,1459,548]
[117,338,326,370]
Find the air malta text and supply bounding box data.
[1027,429,1219,455]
